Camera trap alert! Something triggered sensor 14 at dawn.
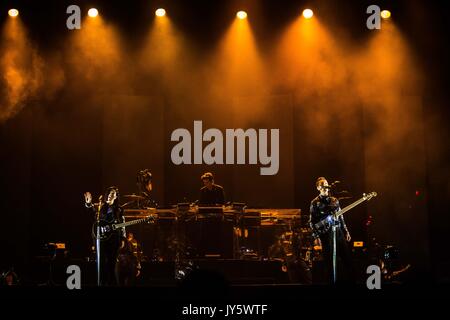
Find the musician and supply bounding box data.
[268,235,313,284]
[268,235,290,272]
[136,169,157,208]
[115,233,141,286]
[84,186,124,286]
[126,232,142,275]
[309,177,353,283]
[0,268,19,286]
[199,172,225,206]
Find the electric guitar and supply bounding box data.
[313,192,377,234]
[92,215,155,241]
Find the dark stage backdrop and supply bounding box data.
[0,90,431,276]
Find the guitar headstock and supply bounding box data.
[363,192,377,201]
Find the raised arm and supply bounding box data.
[84,192,93,209]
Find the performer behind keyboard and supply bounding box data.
[199,172,225,206]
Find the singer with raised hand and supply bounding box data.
[84,187,124,286]
[308,177,353,284]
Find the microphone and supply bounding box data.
[323,181,341,189]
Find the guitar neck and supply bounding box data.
[113,217,149,229]
[335,197,367,218]
[314,192,376,231]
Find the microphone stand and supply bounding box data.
[96,199,102,287]
[328,185,338,285]
[330,182,351,284]
[329,182,349,284]
[331,214,338,284]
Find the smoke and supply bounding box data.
[0,19,43,122]
[64,16,127,95]
[198,17,271,125]
[0,7,423,157]
[351,21,424,187]
[138,17,188,87]
[0,18,66,123]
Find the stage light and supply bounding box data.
[381,10,391,19]
[236,11,247,20]
[88,8,98,18]
[302,9,313,19]
[155,8,166,17]
[8,9,19,17]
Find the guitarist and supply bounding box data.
[85,186,125,286]
[309,177,353,283]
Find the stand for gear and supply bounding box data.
[90,198,103,287]
[331,217,338,284]
[37,243,59,286]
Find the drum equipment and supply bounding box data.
[123,206,301,262]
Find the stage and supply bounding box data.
[1,0,450,305]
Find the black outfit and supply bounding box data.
[196,184,226,257]
[199,184,225,205]
[88,203,124,286]
[137,190,169,260]
[115,239,139,286]
[139,191,158,208]
[309,195,353,283]
[268,240,312,285]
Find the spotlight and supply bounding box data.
[381,10,391,19]
[88,8,98,18]
[155,8,166,17]
[236,11,247,20]
[302,9,313,19]
[8,9,19,17]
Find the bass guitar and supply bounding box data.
[313,192,377,234]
